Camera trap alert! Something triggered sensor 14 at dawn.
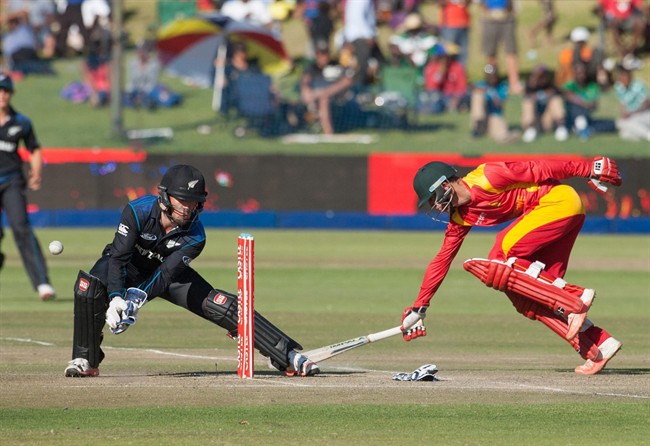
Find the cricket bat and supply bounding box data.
[302,326,403,363]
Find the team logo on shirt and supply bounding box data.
[141,233,157,241]
[8,126,21,137]
[118,223,129,236]
[166,240,181,249]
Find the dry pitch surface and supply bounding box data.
[2,341,648,409]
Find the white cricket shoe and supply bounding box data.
[65,358,99,377]
[554,125,569,141]
[522,127,537,143]
[38,283,56,301]
[575,337,622,375]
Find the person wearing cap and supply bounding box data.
[400,158,624,375]
[420,42,469,114]
[0,72,56,301]
[469,63,519,143]
[388,12,437,68]
[555,26,607,88]
[613,61,650,141]
[64,164,320,378]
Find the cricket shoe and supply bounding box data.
[566,288,595,341]
[285,351,320,377]
[575,337,622,376]
[38,283,56,301]
[65,358,99,377]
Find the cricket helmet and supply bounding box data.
[0,72,14,92]
[158,165,207,212]
[413,161,458,208]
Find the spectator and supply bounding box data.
[556,26,607,88]
[297,0,335,59]
[300,40,355,134]
[6,0,56,59]
[469,63,519,143]
[528,0,557,47]
[434,0,471,67]
[80,26,111,107]
[219,41,254,114]
[479,0,522,95]
[221,0,273,29]
[55,0,91,57]
[562,62,601,140]
[595,0,646,57]
[343,0,381,87]
[613,61,650,141]
[387,12,437,68]
[521,64,568,143]
[420,42,469,114]
[124,40,168,110]
[1,10,53,75]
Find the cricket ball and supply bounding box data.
[48,240,64,255]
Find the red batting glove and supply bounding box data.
[589,156,622,192]
[401,306,427,341]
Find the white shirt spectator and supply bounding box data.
[221,0,272,26]
[343,0,376,42]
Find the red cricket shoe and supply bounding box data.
[575,337,622,376]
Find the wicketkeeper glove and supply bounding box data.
[106,288,148,334]
[588,156,622,194]
[401,306,427,341]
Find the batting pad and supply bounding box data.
[463,258,587,315]
[392,364,439,382]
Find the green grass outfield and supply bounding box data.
[1,229,648,445]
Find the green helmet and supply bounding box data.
[413,161,458,208]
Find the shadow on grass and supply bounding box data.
[154,370,367,378]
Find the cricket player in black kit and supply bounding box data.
[0,72,55,300]
[65,164,319,377]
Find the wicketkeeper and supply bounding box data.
[400,157,623,375]
[65,164,319,377]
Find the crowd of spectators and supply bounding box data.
[1,0,648,142]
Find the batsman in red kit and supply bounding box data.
[400,157,623,375]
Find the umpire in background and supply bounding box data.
[0,73,55,301]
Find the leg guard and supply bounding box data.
[507,292,599,361]
[463,258,591,315]
[202,289,303,371]
[72,270,107,368]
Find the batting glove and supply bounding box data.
[401,306,427,341]
[589,156,622,194]
[106,288,147,334]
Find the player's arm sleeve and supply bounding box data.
[106,204,140,299]
[414,224,471,308]
[484,160,592,188]
[138,236,206,298]
[20,116,41,152]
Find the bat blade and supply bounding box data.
[303,326,403,363]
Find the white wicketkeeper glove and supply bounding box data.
[106,288,148,334]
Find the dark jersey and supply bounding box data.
[0,106,40,178]
[104,195,206,300]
